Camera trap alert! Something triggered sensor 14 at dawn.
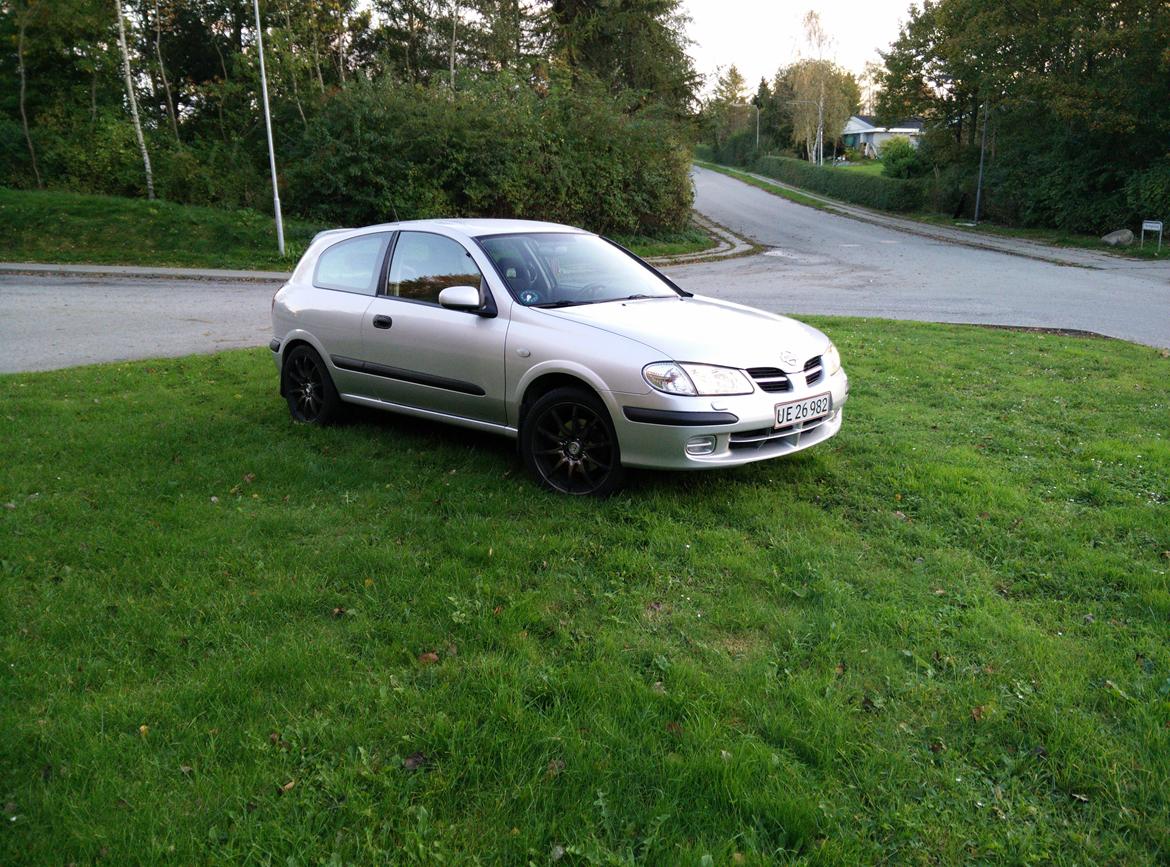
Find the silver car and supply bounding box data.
[270,219,848,495]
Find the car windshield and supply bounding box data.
[478,233,680,307]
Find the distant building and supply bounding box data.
[842,116,924,158]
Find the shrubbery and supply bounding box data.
[5,76,693,236]
[752,154,925,212]
[285,77,692,235]
[284,76,692,232]
[879,136,923,179]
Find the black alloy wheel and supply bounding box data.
[283,345,340,425]
[521,387,625,495]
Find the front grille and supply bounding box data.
[746,367,792,393]
[729,416,829,451]
[804,355,824,386]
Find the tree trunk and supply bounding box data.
[116,0,155,199]
[153,0,180,141]
[450,1,458,90]
[283,4,308,130]
[16,7,43,188]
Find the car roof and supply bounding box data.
[349,218,590,239]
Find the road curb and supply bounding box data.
[0,261,291,282]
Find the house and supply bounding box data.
[841,115,924,158]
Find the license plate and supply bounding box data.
[775,392,832,428]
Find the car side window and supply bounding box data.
[313,233,389,295]
[386,232,484,305]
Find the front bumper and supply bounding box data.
[612,368,849,470]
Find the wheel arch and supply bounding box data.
[518,371,607,429]
[277,334,329,397]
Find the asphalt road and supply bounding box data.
[0,273,278,372]
[677,166,1170,348]
[2,167,1168,373]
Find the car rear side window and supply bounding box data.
[386,232,483,305]
[314,233,390,295]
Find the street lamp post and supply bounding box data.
[733,103,761,151]
[972,100,990,226]
[253,0,285,256]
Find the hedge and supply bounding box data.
[752,154,925,213]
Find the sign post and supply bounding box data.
[1141,219,1163,253]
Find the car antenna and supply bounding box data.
[389,199,401,224]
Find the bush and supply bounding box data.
[1125,159,1170,223]
[752,154,925,212]
[284,76,692,235]
[879,135,923,179]
[712,130,759,167]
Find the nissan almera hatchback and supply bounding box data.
[270,219,848,495]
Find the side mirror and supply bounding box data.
[438,284,481,311]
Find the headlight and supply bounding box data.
[823,343,842,376]
[642,362,753,396]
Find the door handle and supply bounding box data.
[372,315,393,330]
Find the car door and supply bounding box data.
[360,230,508,424]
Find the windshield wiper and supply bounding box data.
[532,299,593,308]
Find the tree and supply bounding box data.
[548,0,699,114]
[14,0,43,187]
[115,0,154,198]
[702,64,749,148]
[789,59,857,164]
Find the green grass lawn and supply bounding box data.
[0,187,714,270]
[836,161,885,177]
[2,321,1169,864]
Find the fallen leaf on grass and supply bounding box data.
[834,661,846,677]
[138,724,149,737]
[403,752,428,771]
[330,606,347,618]
[277,779,296,794]
[720,750,732,762]
[893,510,909,521]
[652,681,666,694]
[179,765,194,777]
[929,741,946,753]
[970,705,987,722]
[243,473,255,483]
[418,651,440,665]
[1071,792,1089,803]
[932,588,947,597]
[546,759,565,779]
[665,721,683,736]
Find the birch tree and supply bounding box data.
[15,0,43,188]
[115,0,154,198]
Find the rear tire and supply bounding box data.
[520,387,625,496]
[283,345,340,425]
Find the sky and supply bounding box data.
[682,0,916,94]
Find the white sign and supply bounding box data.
[1140,219,1163,252]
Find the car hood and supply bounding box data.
[547,294,830,369]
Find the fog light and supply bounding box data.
[685,435,717,456]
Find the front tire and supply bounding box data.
[283,345,340,425]
[520,387,625,496]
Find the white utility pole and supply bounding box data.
[253,0,285,256]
